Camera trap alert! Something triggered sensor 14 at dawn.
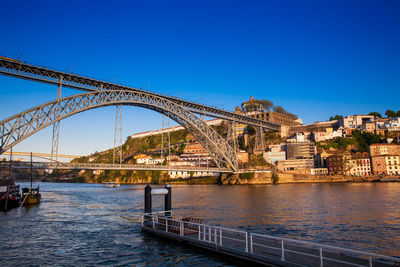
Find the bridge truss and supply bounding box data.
[0,90,238,171]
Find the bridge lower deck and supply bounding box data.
[142,214,399,266]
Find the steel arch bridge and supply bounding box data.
[0,90,238,171]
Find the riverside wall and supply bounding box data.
[220,172,400,185]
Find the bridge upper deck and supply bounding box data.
[0,57,280,131]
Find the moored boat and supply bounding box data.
[20,187,41,206]
[104,182,120,188]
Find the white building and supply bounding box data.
[137,156,164,165]
[287,132,311,143]
[343,115,374,129]
[168,171,218,179]
[313,128,344,142]
[384,117,400,131]
[263,144,286,165]
[385,156,400,175]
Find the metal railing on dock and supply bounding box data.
[142,211,400,266]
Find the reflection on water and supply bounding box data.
[1,182,400,265]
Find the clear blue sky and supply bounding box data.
[1,0,399,157]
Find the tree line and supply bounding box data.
[329,110,400,121]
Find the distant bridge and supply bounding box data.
[0,161,231,173]
[1,151,81,159]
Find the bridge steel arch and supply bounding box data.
[0,90,238,171]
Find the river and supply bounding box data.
[1,182,400,266]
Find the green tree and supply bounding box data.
[397,110,400,117]
[368,112,382,118]
[385,110,396,118]
[255,99,274,111]
[329,115,343,121]
[246,125,256,135]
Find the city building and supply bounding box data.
[235,96,301,137]
[169,160,194,167]
[345,153,371,176]
[183,141,207,154]
[326,153,371,176]
[263,144,286,165]
[136,155,164,165]
[326,155,344,175]
[277,159,315,171]
[371,156,387,175]
[384,117,400,131]
[310,168,329,175]
[312,128,344,142]
[286,142,316,160]
[286,132,312,143]
[237,150,249,165]
[369,143,400,157]
[371,155,400,176]
[342,115,374,130]
[360,122,376,133]
[385,156,400,175]
[316,150,344,168]
[289,120,340,136]
[168,171,218,179]
[179,153,214,167]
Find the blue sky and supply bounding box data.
[1,0,399,157]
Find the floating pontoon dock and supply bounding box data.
[141,185,400,266]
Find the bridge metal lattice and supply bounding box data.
[0,161,232,173]
[0,57,280,131]
[0,90,238,171]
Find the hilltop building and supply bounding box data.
[234,96,301,137]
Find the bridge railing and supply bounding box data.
[0,161,231,173]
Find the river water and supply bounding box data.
[1,182,400,266]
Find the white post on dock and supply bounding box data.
[245,232,248,253]
[319,247,323,267]
[209,227,211,243]
[219,229,222,246]
[369,256,373,267]
[214,227,217,245]
[166,218,168,233]
[203,226,206,241]
[198,226,201,240]
[281,240,285,261]
[180,221,183,236]
[250,234,253,253]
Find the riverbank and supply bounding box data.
[30,172,400,185]
[220,172,400,185]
